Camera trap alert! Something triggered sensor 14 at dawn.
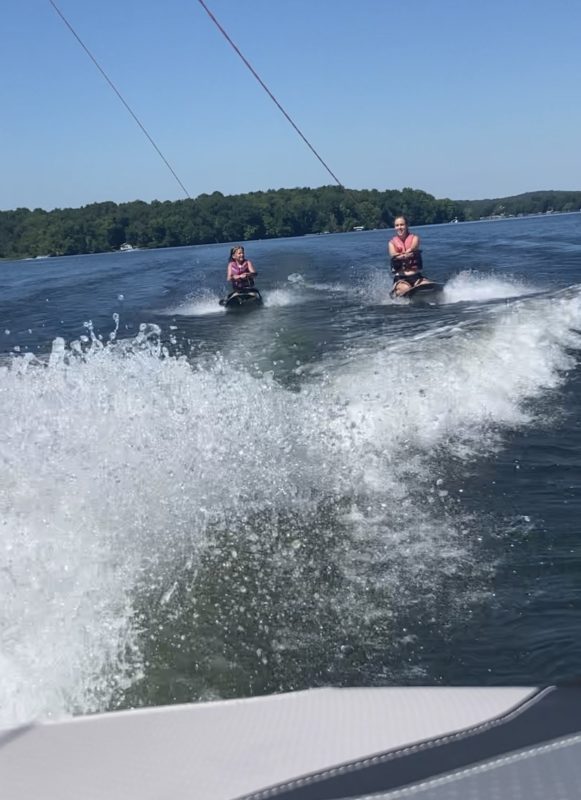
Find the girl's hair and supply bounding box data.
[228,245,244,263]
[394,215,409,225]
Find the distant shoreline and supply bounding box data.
[1,187,580,261]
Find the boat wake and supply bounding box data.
[1,290,580,727]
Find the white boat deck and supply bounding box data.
[0,686,537,800]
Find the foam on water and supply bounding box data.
[163,286,303,313]
[328,291,580,468]
[1,291,580,726]
[0,328,341,726]
[262,288,302,307]
[357,268,395,305]
[359,268,538,307]
[161,290,224,316]
[303,281,349,294]
[287,272,349,297]
[442,270,538,303]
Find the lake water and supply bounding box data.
[1,213,580,728]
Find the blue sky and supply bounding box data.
[2,0,580,210]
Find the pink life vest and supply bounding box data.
[389,234,421,272]
[390,234,415,253]
[229,259,254,289]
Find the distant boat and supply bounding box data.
[119,242,137,251]
[449,217,459,224]
[353,225,365,231]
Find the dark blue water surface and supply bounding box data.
[1,213,580,725]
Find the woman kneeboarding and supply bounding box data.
[388,216,431,298]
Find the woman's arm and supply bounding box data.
[405,234,420,254]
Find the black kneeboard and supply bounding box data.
[405,281,444,304]
[219,287,263,309]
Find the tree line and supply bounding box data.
[1,186,579,260]
[459,190,581,220]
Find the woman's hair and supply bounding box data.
[394,215,409,226]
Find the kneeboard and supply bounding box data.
[219,288,263,309]
[406,282,444,304]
